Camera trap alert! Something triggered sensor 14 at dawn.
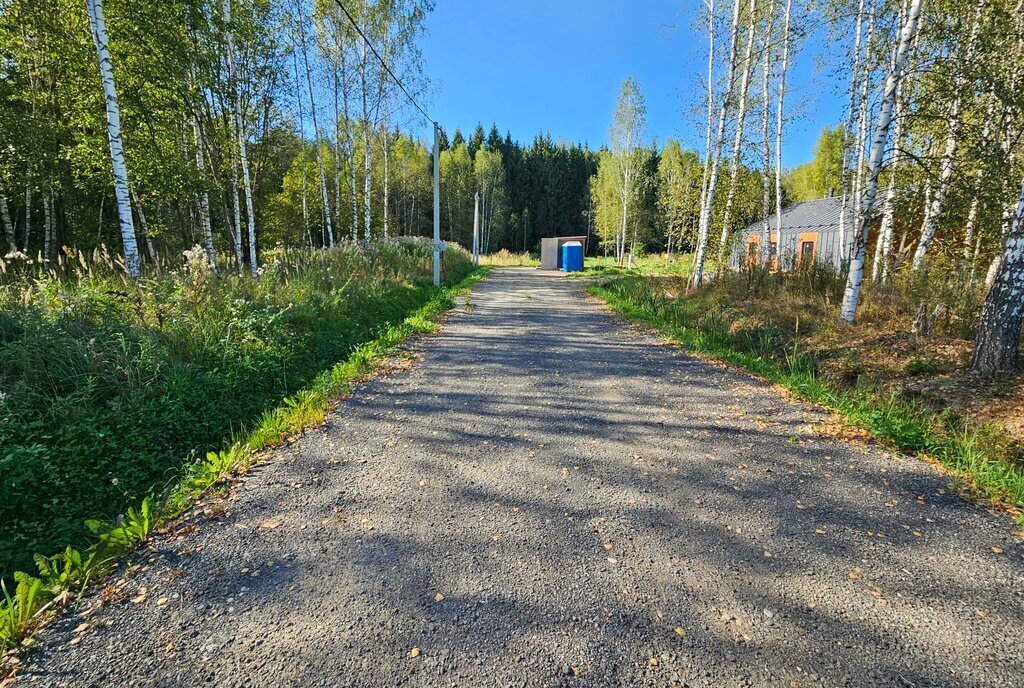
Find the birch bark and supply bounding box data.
[716,0,758,270]
[971,176,1024,374]
[85,0,140,277]
[759,0,775,264]
[911,0,985,271]
[1,195,14,252]
[774,0,790,272]
[692,0,743,286]
[839,0,924,325]
[838,0,867,262]
[295,0,334,248]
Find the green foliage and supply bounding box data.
[0,240,471,579]
[0,246,482,655]
[784,126,845,202]
[589,276,1024,509]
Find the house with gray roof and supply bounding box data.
[729,196,844,270]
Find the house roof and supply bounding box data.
[740,196,842,236]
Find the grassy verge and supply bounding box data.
[588,275,1024,512]
[481,249,539,267]
[0,246,487,659]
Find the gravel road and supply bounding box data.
[17,268,1024,687]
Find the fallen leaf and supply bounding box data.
[815,529,827,535]
[674,627,686,638]
[648,657,659,666]
[848,567,863,581]
[156,597,168,606]
[409,647,421,658]
[434,593,445,602]
[260,519,282,531]
[992,546,1004,554]
[603,543,613,551]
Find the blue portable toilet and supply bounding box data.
[560,241,583,272]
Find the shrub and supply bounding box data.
[0,240,471,579]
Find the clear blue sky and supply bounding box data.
[418,0,843,167]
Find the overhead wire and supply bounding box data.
[331,0,434,126]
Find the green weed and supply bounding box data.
[0,244,485,657]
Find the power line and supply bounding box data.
[331,0,434,125]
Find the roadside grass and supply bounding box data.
[588,275,1024,512]
[571,253,693,277]
[481,249,539,267]
[0,243,486,660]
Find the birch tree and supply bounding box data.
[972,176,1024,373]
[839,0,925,325]
[872,0,910,282]
[692,0,743,285]
[223,0,258,273]
[838,0,867,261]
[773,0,793,272]
[608,78,647,267]
[295,0,334,248]
[910,0,986,271]
[716,0,759,269]
[759,0,776,264]
[1,195,14,252]
[85,0,140,277]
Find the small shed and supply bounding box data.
[730,197,844,270]
[541,236,588,270]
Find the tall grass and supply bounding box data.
[588,275,1024,509]
[0,239,471,578]
[0,240,484,656]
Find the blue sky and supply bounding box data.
[418,0,844,167]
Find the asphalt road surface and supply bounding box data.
[18,268,1024,687]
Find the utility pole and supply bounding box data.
[472,191,480,267]
[433,122,441,286]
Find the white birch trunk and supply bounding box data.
[759,0,775,264]
[223,0,258,272]
[971,175,1024,374]
[193,117,216,266]
[838,0,867,262]
[295,0,333,248]
[42,189,52,261]
[294,50,311,247]
[1,195,14,252]
[911,0,984,271]
[692,0,743,286]
[337,33,358,241]
[839,0,924,325]
[360,0,371,241]
[130,187,158,269]
[85,0,140,277]
[851,4,877,260]
[332,70,342,243]
[872,0,910,282]
[382,124,389,239]
[23,174,32,253]
[716,0,758,269]
[698,0,715,232]
[229,139,243,271]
